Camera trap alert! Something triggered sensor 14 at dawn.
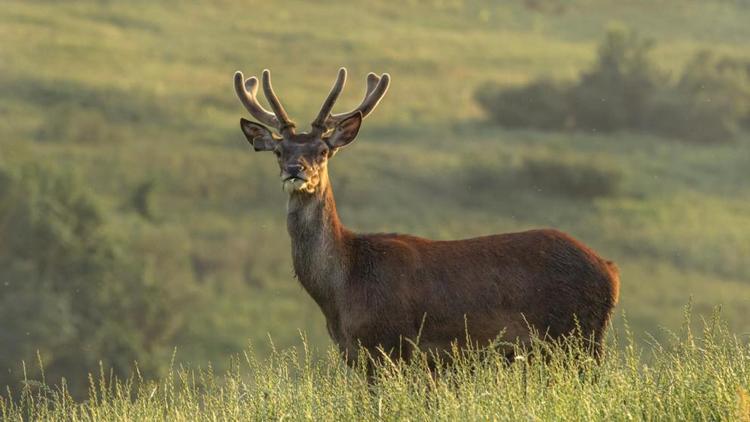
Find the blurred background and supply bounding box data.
[1,0,749,396]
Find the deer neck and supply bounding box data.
[286,168,349,318]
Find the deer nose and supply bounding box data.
[286,163,306,177]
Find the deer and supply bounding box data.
[233,68,620,369]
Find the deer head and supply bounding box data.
[234,68,390,194]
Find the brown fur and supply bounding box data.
[236,68,620,368]
[287,174,620,365]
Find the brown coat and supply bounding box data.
[287,175,619,365]
[235,68,620,366]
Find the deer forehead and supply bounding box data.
[279,136,326,153]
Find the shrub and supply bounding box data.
[475,79,571,130]
[646,51,750,143]
[570,27,666,132]
[679,52,750,123]
[645,88,738,144]
[131,178,158,220]
[519,155,623,199]
[460,154,622,200]
[0,164,195,397]
[476,27,750,143]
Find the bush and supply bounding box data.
[679,52,750,122]
[475,79,572,130]
[476,27,750,143]
[645,88,738,144]
[570,27,666,132]
[646,51,750,143]
[131,178,158,220]
[519,155,623,199]
[460,154,622,200]
[0,164,195,397]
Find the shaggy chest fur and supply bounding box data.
[286,187,348,320]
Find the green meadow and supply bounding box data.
[3,319,750,421]
[1,0,749,417]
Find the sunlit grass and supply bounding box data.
[2,313,748,421]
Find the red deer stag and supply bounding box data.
[233,68,620,366]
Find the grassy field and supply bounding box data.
[2,316,750,420]
[2,0,750,409]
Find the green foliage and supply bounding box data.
[461,153,622,200]
[646,51,750,143]
[477,26,750,143]
[475,80,571,130]
[519,154,623,199]
[1,316,748,421]
[130,178,158,220]
[571,27,665,132]
[0,165,196,396]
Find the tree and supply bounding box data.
[0,164,194,396]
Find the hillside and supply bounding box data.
[1,0,749,393]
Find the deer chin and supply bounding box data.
[282,177,315,194]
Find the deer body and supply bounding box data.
[234,68,620,364]
[287,160,618,363]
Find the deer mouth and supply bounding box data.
[282,176,309,193]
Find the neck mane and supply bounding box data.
[286,169,350,318]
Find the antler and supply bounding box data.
[234,69,295,133]
[311,68,390,134]
[328,72,389,124]
[236,68,389,135]
[311,68,347,131]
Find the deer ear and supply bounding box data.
[325,112,362,150]
[240,118,279,151]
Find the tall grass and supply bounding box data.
[1,313,748,421]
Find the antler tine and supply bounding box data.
[311,68,347,132]
[261,69,295,132]
[327,73,390,126]
[364,72,381,97]
[234,71,280,128]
